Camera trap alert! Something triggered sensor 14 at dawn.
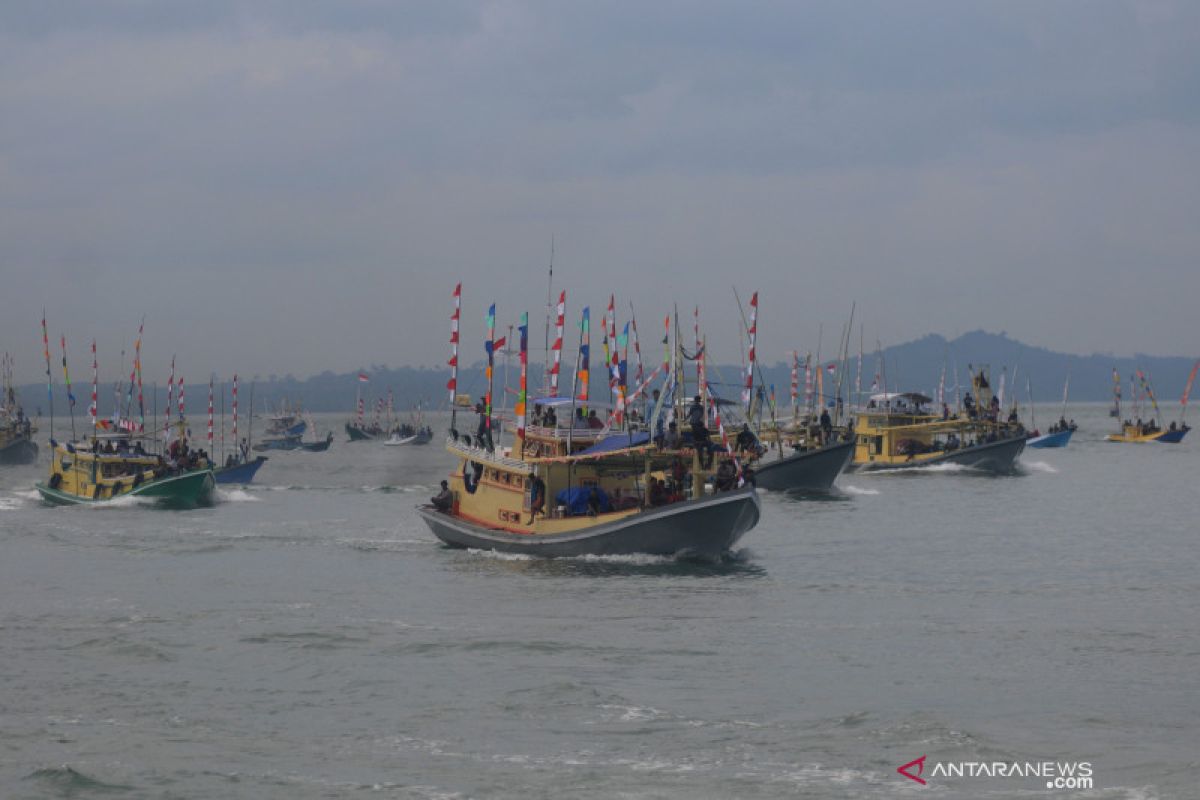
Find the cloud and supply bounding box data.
[2,1,1198,382]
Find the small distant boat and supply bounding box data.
[213,455,268,484]
[1027,371,1076,449]
[384,426,433,446]
[1106,363,1195,444]
[300,431,334,452]
[345,421,384,441]
[0,360,37,465]
[1028,427,1074,448]
[252,435,301,452]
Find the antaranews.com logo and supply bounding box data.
[898,755,1094,790]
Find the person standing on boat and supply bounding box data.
[527,475,546,524]
[819,408,832,443]
[687,395,712,468]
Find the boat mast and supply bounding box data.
[543,236,554,396]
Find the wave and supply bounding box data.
[23,765,137,794]
[0,497,24,511]
[840,484,880,496]
[1021,460,1059,474]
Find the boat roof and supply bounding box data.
[869,392,932,404]
[574,431,651,455]
[532,396,613,410]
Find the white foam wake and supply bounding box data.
[840,485,880,496]
[217,488,260,503]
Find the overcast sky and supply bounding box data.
[3,1,1198,383]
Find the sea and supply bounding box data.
[1,405,1196,799]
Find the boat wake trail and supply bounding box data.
[217,488,260,503]
[1021,460,1059,474]
[840,485,880,496]
[0,496,24,510]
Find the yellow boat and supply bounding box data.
[849,367,1027,474]
[418,396,760,557]
[1105,422,1167,443]
[36,435,215,507]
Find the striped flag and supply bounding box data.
[447,283,461,403]
[207,377,214,445]
[89,339,98,429]
[550,290,565,395]
[743,291,757,412]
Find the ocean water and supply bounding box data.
[1,406,1197,799]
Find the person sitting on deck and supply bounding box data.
[715,459,737,491]
[1170,420,1178,432]
[543,408,556,428]
[432,480,453,512]
[587,410,604,429]
[664,421,681,449]
[648,477,667,507]
[586,487,602,516]
[1008,408,1019,424]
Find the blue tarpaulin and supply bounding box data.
[574,431,650,456]
[555,486,612,515]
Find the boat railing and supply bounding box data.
[445,436,529,470]
[526,423,608,441]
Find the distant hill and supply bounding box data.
[755,330,1197,407]
[14,330,1198,418]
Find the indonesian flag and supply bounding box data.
[358,372,369,382]
[826,363,837,374]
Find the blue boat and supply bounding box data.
[213,455,268,484]
[1155,425,1190,444]
[1027,428,1073,448]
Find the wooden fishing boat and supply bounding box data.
[36,438,214,507]
[751,436,854,492]
[1027,427,1074,448]
[299,432,334,452]
[0,424,38,465]
[213,455,267,484]
[252,434,301,451]
[345,421,384,441]
[849,382,1026,474]
[420,417,759,557]
[0,361,37,465]
[1107,363,1195,444]
[420,291,761,558]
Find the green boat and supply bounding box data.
[36,439,215,508]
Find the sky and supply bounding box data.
[3,1,1199,384]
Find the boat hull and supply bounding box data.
[253,436,301,452]
[1027,429,1074,449]
[300,438,332,452]
[1155,428,1189,444]
[0,437,38,465]
[345,423,381,441]
[753,440,853,493]
[849,435,1026,474]
[213,456,268,484]
[418,487,761,558]
[36,469,216,507]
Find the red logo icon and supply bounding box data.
[898,755,927,785]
